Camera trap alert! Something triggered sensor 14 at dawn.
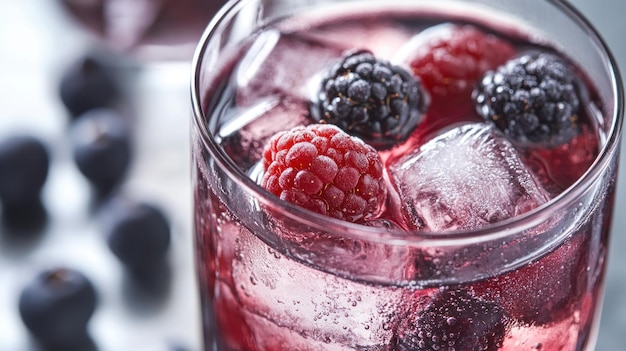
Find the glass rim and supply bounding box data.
[190,0,625,247]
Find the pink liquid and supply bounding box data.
[193,6,616,351]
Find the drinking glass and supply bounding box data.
[191,0,624,350]
[58,0,228,60]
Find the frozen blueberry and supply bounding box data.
[102,199,171,273]
[0,134,50,205]
[71,108,132,195]
[18,268,98,349]
[59,55,120,118]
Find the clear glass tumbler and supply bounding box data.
[191,1,624,350]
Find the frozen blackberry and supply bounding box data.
[397,289,508,351]
[314,50,429,148]
[473,52,582,146]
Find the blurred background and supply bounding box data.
[0,0,624,350]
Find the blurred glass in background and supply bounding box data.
[58,0,227,60]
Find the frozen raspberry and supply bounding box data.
[397,289,508,351]
[400,24,516,112]
[313,50,429,148]
[474,52,582,146]
[261,124,386,222]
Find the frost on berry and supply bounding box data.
[314,50,429,148]
[261,124,387,223]
[396,289,509,351]
[473,52,583,147]
[397,24,516,114]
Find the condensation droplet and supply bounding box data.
[447,317,457,326]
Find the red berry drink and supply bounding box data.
[191,1,623,350]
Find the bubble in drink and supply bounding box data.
[389,123,551,232]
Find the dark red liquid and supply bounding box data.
[193,5,617,351]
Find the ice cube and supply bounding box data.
[234,21,415,107]
[231,228,401,349]
[234,29,345,106]
[301,19,416,60]
[218,95,310,171]
[389,123,550,232]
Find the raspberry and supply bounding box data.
[397,289,508,351]
[261,124,386,222]
[473,52,582,146]
[402,24,516,111]
[313,50,429,148]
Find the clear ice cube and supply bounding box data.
[234,29,345,106]
[389,123,550,232]
[231,228,400,349]
[234,22,414,107]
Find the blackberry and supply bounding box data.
[473,52,582,146]
[314,50,429,148]
[397,289,508,351]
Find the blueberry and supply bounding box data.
[71,108,132,195]
[0,134,50,205]
[59,55,120,118]
[102,199,171,273]
[0,134,50,231]
[1,200,48,233]
[18,268,98,349]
